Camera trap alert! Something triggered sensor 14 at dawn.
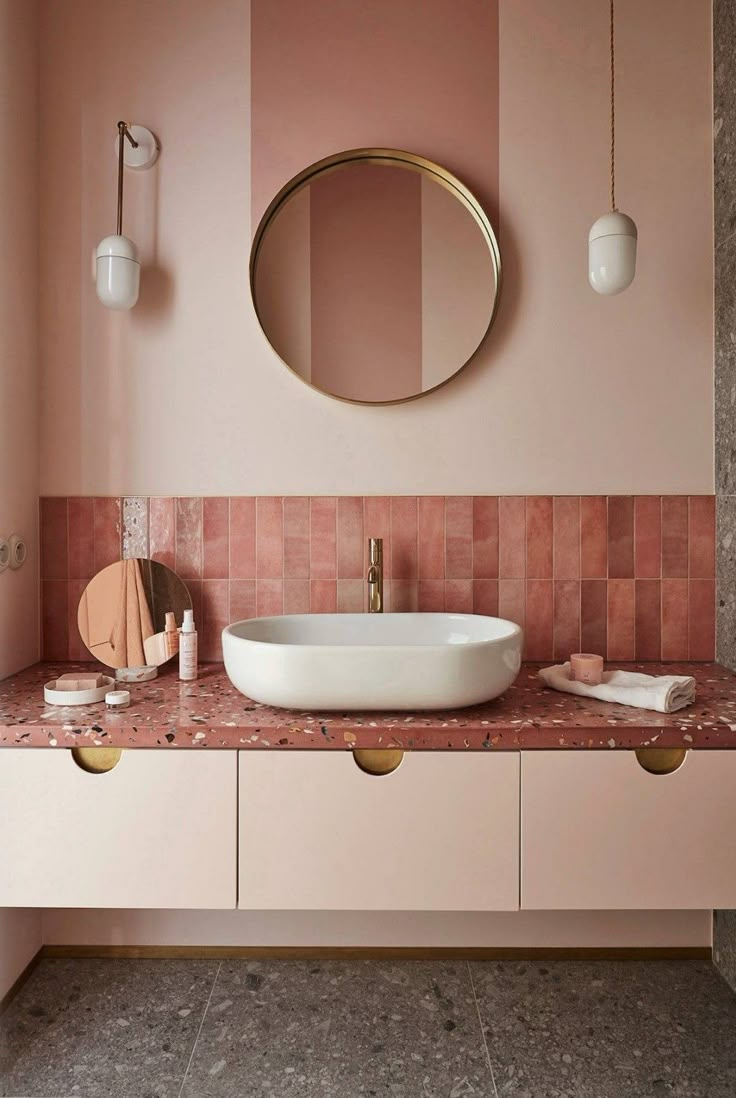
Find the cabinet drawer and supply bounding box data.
[522,750,736,910]
[239,751,519,911]
[0,750,237,908]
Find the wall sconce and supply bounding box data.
[588,0,637,295]
[95,121,159,310]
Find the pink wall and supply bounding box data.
[38,0,712,497]
[0,0,39,678]
[0,0,42,997]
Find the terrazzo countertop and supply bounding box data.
[1,661,735,750]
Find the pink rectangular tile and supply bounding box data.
[444,579,473,614]
[445,496,472,579]
[635,579,661,660]
[93,497,121,571]
[283,578,310,615]
[363,496,392,578]
[229,497,256,579]
[256,578,283,617]
[283,497,310,579]
[149,497,176,570]
[607,497,634,578]
[525,497,553,579]
[688,579,715,660]
[526,580,553,661]
[473,497,498,579]
[607,579,635,661]
[337,579,364,613]
[40,497,68,581]
[581,579,607,656]
[256,497,283,579]
[310,497,337,578]
[498,578,525,631]
[661,579,688,660]
[229,579,257,621]
[42,580,68,661]
[662,496,688,578]
[203,497,229,579]
[67,498,94,580]
[553,497,580,579]
[390,497,417,580]
[418,579,445,612]
[310,579,337,613]
[390,580,418,612]
[201,579,229,661]
[418,497,445,579]
[67,578,88,661]
[175,498,202,580]
[553,580,580,660]
[498,497,526,578]
[337,496,364,579]
[634,496,661,578]
[580,496,607,578]
[689,496,715,579]
[473,579,498,617]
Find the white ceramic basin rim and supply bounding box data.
[222,613,523,711]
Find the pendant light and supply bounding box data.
[588,0,637,295]
[95,121,159,310]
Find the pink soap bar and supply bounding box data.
[570,653,604,684]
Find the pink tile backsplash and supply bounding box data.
[40,496,717,664]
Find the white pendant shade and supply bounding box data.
[588,210,637,295]
[95,234,140,310]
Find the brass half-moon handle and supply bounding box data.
[71,747,122,774]
[353,748,404,776]
[634,747,688,775]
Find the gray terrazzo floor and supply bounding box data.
[1,957,735,1097]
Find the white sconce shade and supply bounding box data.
[95,234,140,309]
[588,211,637,295]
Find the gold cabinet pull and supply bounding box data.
[71,747,122,774]
[634,747,688,775]
[353,748,404,776]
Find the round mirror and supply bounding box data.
[77,559,192,670]
[251,149,500,405]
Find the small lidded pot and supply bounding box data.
[570,653,604,685]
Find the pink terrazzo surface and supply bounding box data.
[1,662,735,750]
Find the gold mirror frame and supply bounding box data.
[250,148,502,407]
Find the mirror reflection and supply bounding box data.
[252,151,500,404]
[77,559,192,669]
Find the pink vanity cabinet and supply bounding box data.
[238,752,520,911]
[521,751,736,910]
[0,751,237,908]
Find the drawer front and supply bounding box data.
[0,750,237,909]
[239,751,520,911]
[522,751,736,910]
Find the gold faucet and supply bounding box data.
[367,538,383,613]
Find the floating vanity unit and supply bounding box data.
[1,662,736,914]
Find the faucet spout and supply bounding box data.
[367,538,383,613]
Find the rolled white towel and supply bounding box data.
[538,662,696,714]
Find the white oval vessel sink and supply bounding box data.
[222,613,523,711]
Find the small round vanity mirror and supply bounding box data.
[251,149,500,405]
[77,559,192,670]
